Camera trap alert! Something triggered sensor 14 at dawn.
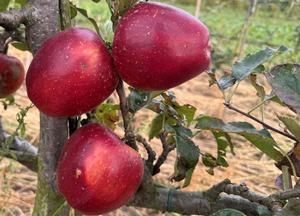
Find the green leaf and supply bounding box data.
[171,125,200,187]
[202,153,217,169]
[14,104,33,138]
[148,114,164,140]
[216,156,228,167]
[11,41,29,51]
[267,64,300,116]
[71,5,100,35]
[278,116,300,142]
[0,0,10,12]
[69,3,77,19]
[1,95,15,110]
[95,103,119,130]
[210,208,247,216]
[276,143,300,177]
[233,46,287,80]
[182,167,195,188]
[19,122,25,137]
[146,92,196,127]
[176,104,196,126]
[250,74,266,99]
[218,75,237,91]
[213,131,235,155]
[201,131,232,173]
[128,88,161,113]
[92,0,101,2]
[218,46,287,90]
[196,115,284,161]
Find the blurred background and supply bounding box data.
[1,0,300,215]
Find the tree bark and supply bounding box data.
[25,0,70,215]
[132,187,268,216]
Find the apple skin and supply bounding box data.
[57,123,144,215]
[112,2,211,91]
[26,27,118,117]
[0,54,25,98]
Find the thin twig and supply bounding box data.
[204,179,232,200]
[272,188,300,200]
[204,179,285,213]
[136,134,156,170]
[116,80,130,129]
[116,80,138,150]
[247,95,276,114]
[152,132,176,175]
[194,0,201,18]
[0,149,37,171]
[233,0,257,59]
[224,102,298,142]
[223,182,284,213]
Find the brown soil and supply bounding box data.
[0,47,294,215]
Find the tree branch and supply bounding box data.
[0,149,37,171]
[271,188,300,200]
[136,134,156,170]
[224,102,298,142]
[0,31,10,53]
[202,179,282,212]
[223,182,283,213]
[0,5,35,30]
[116,80,138,150]
[0,117,37,171]
[152,133,176,175]
[131,177,273,215]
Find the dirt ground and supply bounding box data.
[0,47,294,215]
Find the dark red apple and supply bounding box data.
[0,54,25,98]
[112,2,211,91]
[57,123,144,215]
[26,27,118,117]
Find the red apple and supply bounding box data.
[57,123,144,215]
[112,2,211,91]
[0,54,25,98]
[26,27,118,117]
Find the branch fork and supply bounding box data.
[0,5,35,30]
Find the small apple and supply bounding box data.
[26,27,118,117]
[0,54,25,98]
[57,123,144,215]
[112,2,211,91]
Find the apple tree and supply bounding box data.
[0,0,300,215]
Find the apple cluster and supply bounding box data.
[0,1,211,215]
[26,2,211,118]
